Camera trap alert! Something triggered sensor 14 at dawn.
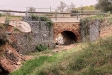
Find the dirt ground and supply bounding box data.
[0,17,22,22]
[0,43,24,74]
[53,44,76,52]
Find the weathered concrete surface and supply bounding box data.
[0,21,31,32]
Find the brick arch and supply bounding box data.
[53,22,81,44]
[54,28,80,43]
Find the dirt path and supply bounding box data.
[53,44,77,52]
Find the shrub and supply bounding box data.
[14,27,19,31]
[40,16,49,21]
[69,57,86,71]
[31,15,50,21]
[0,13,2,17]
[80,67,105,75]
[0,23,5,29]
[35,44,47,52]
[5,17,10,26]
[31,15,53,27]
[31,15,39,20]
[108,17,112,24]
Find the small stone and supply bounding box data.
[16,62,21,65]
[8,50,11,54]
[20,54,23,56]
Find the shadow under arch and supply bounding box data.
[55,30,78,45]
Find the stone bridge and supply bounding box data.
[51,18,81,45]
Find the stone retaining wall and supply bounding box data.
[80,19,101,42]
[12,21,54,54]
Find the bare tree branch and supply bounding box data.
[57,1,67,13]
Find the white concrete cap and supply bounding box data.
[9,21,31,32]
[0,21,31,32]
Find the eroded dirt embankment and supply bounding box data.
[0,42,25,74]
[100,24,112,37]
[0,27,25,74]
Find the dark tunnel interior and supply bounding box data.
[56,31,77,45]
[61,31,77,45]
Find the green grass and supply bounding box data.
[11,36,112,75]
[10,44,82,75]
[11,56,57,75]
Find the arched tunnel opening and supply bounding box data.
[55,31,77,45]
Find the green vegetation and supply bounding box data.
[0,13,2,17]
[10,35,112,75]
[71,5,97,16]
[80,15,104,41]
[0,15,22,22]
[35,44,48,52]
[95,0,112,13]
[108,17,112,24]
[31,15,53,32]
[10,12,112,75]
[31,15,48,21]
[31,15,53,29]
[76,5,96,10]
[13,27,19,31]
[0,23,5,29]
[71,9,102,17]
[11,56,53,75]
[5,17,10,25]
[31,15,52,22]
